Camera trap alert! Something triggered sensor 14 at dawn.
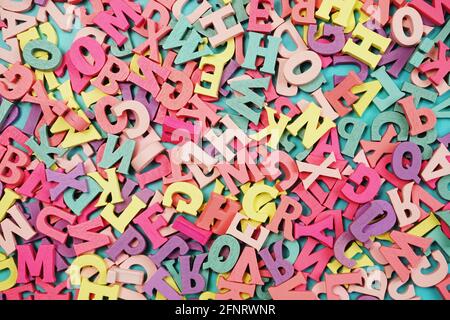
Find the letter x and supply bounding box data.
[46,162,88,201]
[297,153,341,190]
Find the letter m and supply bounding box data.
[410,0,450,26]
[93,0,145,46]
[17,244,56,283]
